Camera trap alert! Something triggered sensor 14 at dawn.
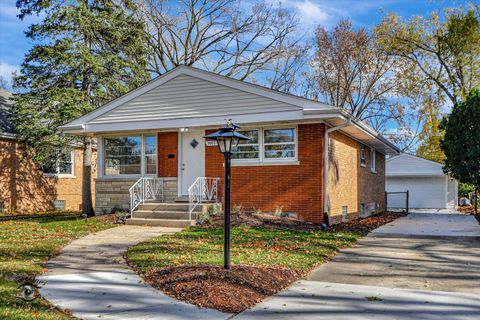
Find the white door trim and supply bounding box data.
[178,129,205,196]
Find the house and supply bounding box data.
[0,89,95,214]
[386,153,458,210]
[60,66,400,225]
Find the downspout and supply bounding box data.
[323,117,352,228]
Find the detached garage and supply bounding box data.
[386,154,458,210]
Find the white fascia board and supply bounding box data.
[386,172,446,177]
[0,132,16,140]
[62,110,304,134]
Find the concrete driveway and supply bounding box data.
[234,212,480,320]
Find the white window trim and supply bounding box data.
[233,126,298,165]
[43,150,75,178]
[360,145,366,167]
[370,148,377,173]
[101,134,158,178]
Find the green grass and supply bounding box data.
[0,217,115,320]
[128,226,359,274]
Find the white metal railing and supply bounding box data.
[188,177,220,220]
[129,177,164,216]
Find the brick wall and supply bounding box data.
[327,131,359,220]
[205,123,325,223]
[327,131,386,224]
[359,148,386,213]
[157,132,178,177]
[0,138,95,213]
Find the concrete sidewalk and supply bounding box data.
[234,213,480,319]
[39,225,230,320]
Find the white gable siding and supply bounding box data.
[386,154,444,177]
[90,74,300,124]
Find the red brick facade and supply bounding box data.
[205,123,325,223]
[157,132,178,177]
[0,137,95,213]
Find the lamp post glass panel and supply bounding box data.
[204,121,250,269]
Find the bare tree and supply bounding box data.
[308,19,404,130]
[137,0,306,92]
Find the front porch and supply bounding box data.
[94,129,222,226]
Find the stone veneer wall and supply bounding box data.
[95,177,178,214]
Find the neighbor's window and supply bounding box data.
[145,135,157,174]
[342,206,348,222]
[232,130,259,160]
[104,136,142,175]
[44,151,74,176]
[360,145,366,167]
[264,128,296,159]
[53,200,66,210]
[233,127,297,162]
[370,148,376,172]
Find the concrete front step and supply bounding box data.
[133,210,196,220]
[126,218,196,228]
[136,202,201,212]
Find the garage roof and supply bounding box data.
[386,153,447,177]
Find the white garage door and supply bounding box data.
[386,177,446,209]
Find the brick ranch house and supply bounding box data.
[0,89,95,214]
[60,66,400,225]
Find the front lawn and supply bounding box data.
[127,226,359,312]
[0,216,115,320]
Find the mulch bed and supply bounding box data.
[329,211,408,236]
[457,205,480,222]
[143,265,299,313]
[203,211,407,235]
[203,212,322,230]
[136,211,407,313]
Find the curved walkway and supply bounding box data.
[38,225,230,320]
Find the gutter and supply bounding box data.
[323,117,352,227]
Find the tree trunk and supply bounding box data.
[82,137,95,217]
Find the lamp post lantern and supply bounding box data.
[204,120,250,269]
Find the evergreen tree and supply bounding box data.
[441,89,480,211]
[13,0,149,216]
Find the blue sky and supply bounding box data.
[0,0,472,88]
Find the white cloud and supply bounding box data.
[280,0,330,27]
[0,62,19,88]
[296,1,329,25]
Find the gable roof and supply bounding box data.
[63,66,326,129]
[386,153,447,177]
[0,90,15,139]
[60,65,400,155]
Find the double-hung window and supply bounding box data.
[233,129,259,160]
[104,135,157,176]
[233,127,297,163]
[360,145,366,167]
[263,128,296,160]
[44,151,74,176]
[370,148,376,173]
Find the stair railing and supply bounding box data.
[188,177,220,220]
[129,177,164,217]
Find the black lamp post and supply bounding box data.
[204,121,250,269]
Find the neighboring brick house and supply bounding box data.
[60,66,400,225]
[0,89,94,214]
